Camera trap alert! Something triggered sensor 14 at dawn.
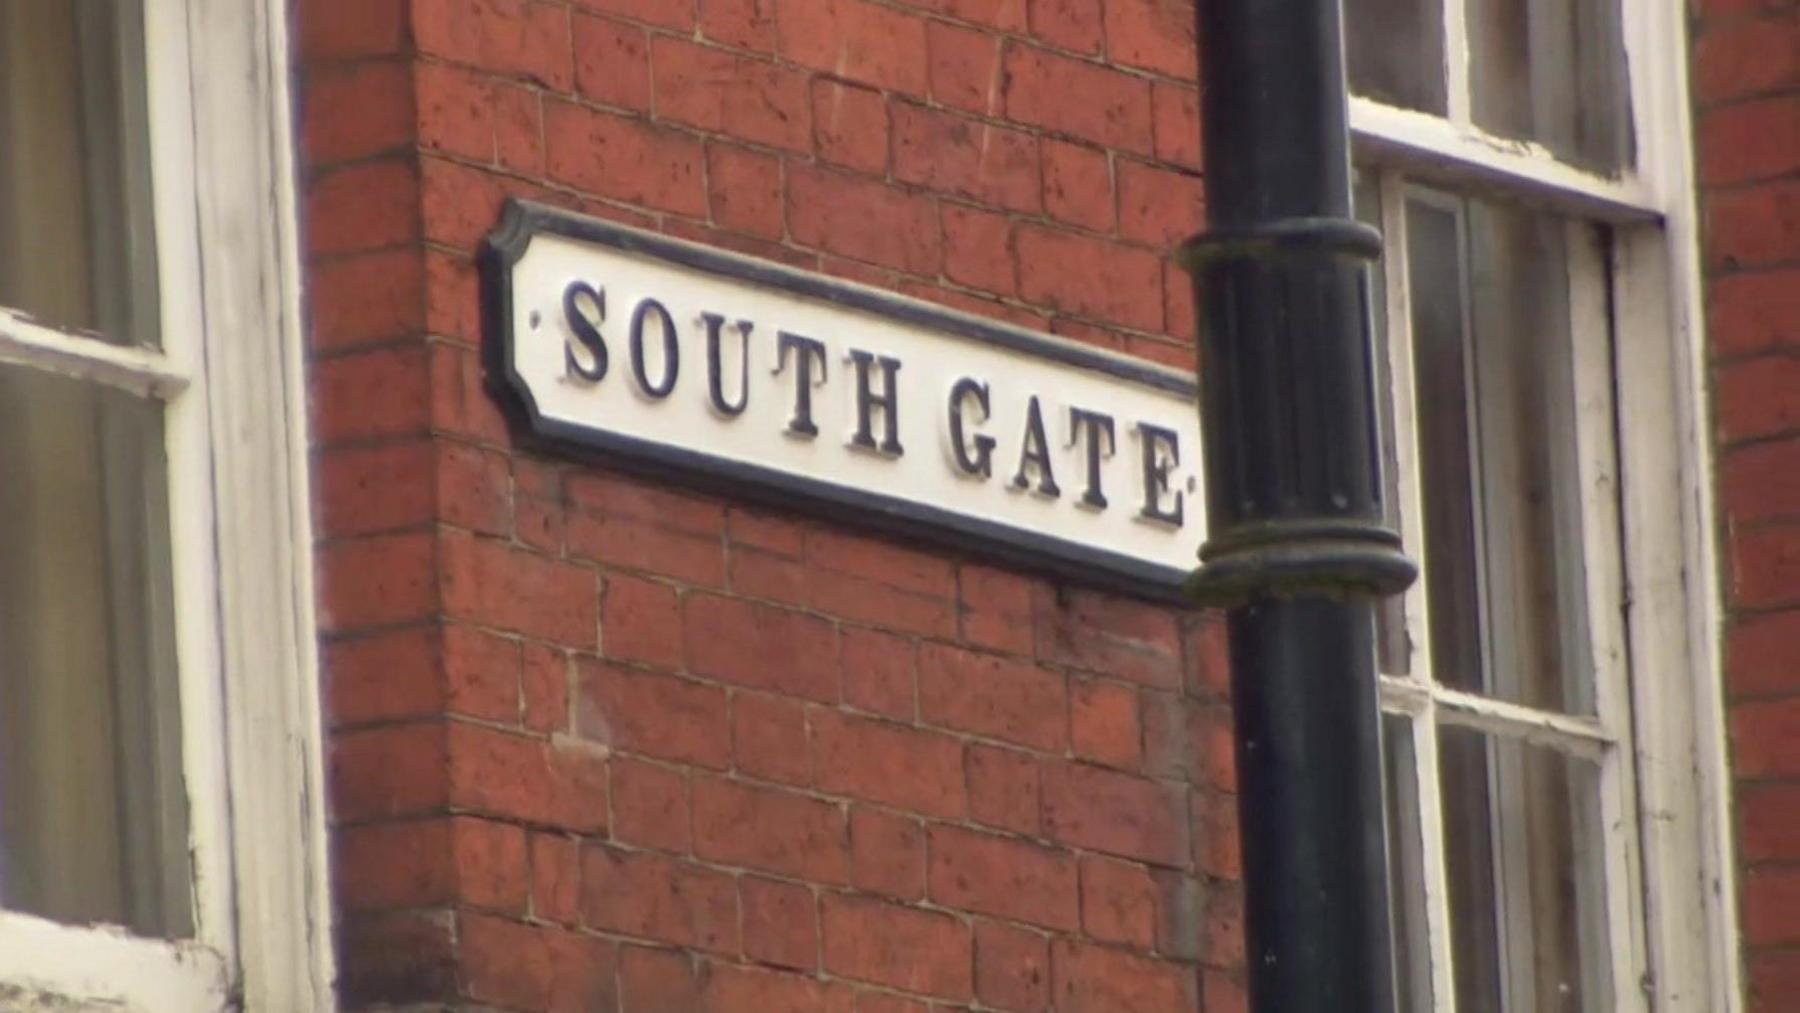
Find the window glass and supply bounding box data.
[0,0,190,938]
[1467,0,1634,173]
[1345,0,1449,115]
[0,0,159,345]
[1406,190,1596,716]
[1382,714,1432,1012]
[1439,726,1612,1011]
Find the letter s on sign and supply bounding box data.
[562,281,608,383]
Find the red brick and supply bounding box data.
[300,0,407,60]
[903,281,1049,330]
[522,643,569,732]
[582,845,740,952]
[310,249,425,352]
[702,962,834,1010]
[327,626,443,726]
[1034,588,1182,687]
[1028,0,1102,53]
[927,20,1004,117]
[436,440,512,536]
[1707,178,1800,272]
[1042,140,1114,232]
[1725,439,1800,523]
[421,157,534,253]
[1718,356,1800,443]
[1004,44,1154,154]
[1745,866,1800,944]
[927,825,1079,930]
[330,723,451,822]
[312,344,432,445]
[1695,11,1800,102]
[966,743,1041,835]
[1103,0,1197,78]
[742,877,820,969]
[1730,609,1800,697]
[821,894,974,999]
[1183,615,1230,698]
[306,60,412,165]
[1042,761,1187,866]
[1701,95,1800,185]
[1742,782,1800,861]
[619,946,700,1009]
[447,723,608,832]
[308,158,421,257]
[942,204,1019,298]
[1711,267,1800,358]
[811,80,890,175]
[531,832,581,924]
[729,546,810,601]
[841,626,918,720]
[914,0,1027,29]
[570,510,726,588]
[974,919,1051,1011]
[789,164,942,274]
[1119,160,1206,247]
[318,441,435,539]
[693,775,850,882]
[728,507,810,555]
[573,13,653,110]
[732,692,812,785]
[1016,225,1163,331]
[545,101,707,217]
[1734,697,1800,777]
[442,623,522,724]
[425,247,482,344]
[807,531,959,599]
[579,660,731,767]
[702,0,779,49]
[1202,880,1244,964]
[1051,938,1197,1013]
[451,816,529,913]
[1079,854,1156,948]
[573,0,695,27]
[1202,969,1249,1013]
[655,38,811,151]
[569,472,726,533]
[1071,679,1143,769]
[338,910,455,1004]
[610,756,691,852]
[813,710,967,817]
[708,144,786,240]
[807,569,960,638]
[461,914,617,1012]
[686,593,840,701]
[415,62,495,164]
[337,819,454,911]
[918,643,1068,751]
[1152,81,1203,170]
[441,530,599,646]
[957,566,1038,656]
[894,104,1041,213]
[600,574,684,669]
[849,806,926,900]
[414,0,574,90]
[776,0,930,94]
[1732,522,1800,609]
[1163,260,1198,343]
[852,993,925,1013]
[319,532,438,632]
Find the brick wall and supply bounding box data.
[297,0,1237,1009]
[1694,0,1800,1008]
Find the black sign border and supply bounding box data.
[482,198,1200,602]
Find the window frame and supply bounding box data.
[0,0,331,1007]
[1347,0,1739,1009]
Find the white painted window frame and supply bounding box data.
[0,0,332,1009]
[1349,0,1740,1009]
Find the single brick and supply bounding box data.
[582,845,740,952]
[577,660,732,769]
[918,642,1069,751]
[926,824,1080,930]
[821,893,974,999]
[692,775,850,882]
[813,710,967,817]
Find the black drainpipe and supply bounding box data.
[1180,1,1417,1009]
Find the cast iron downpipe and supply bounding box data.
[1181,1,1418,1009]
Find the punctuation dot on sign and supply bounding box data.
[529,310,542,329]
[1187,477,1198,492]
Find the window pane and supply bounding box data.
[1382,714,1432,1011]
[1345,0,1448,114]
[1406,192,1596,715]
[1354,171,1412,678]
[1439,726,1612,1010]
[0,364,191,937]
[1468,0,1634,173]
[0,0,160,345]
